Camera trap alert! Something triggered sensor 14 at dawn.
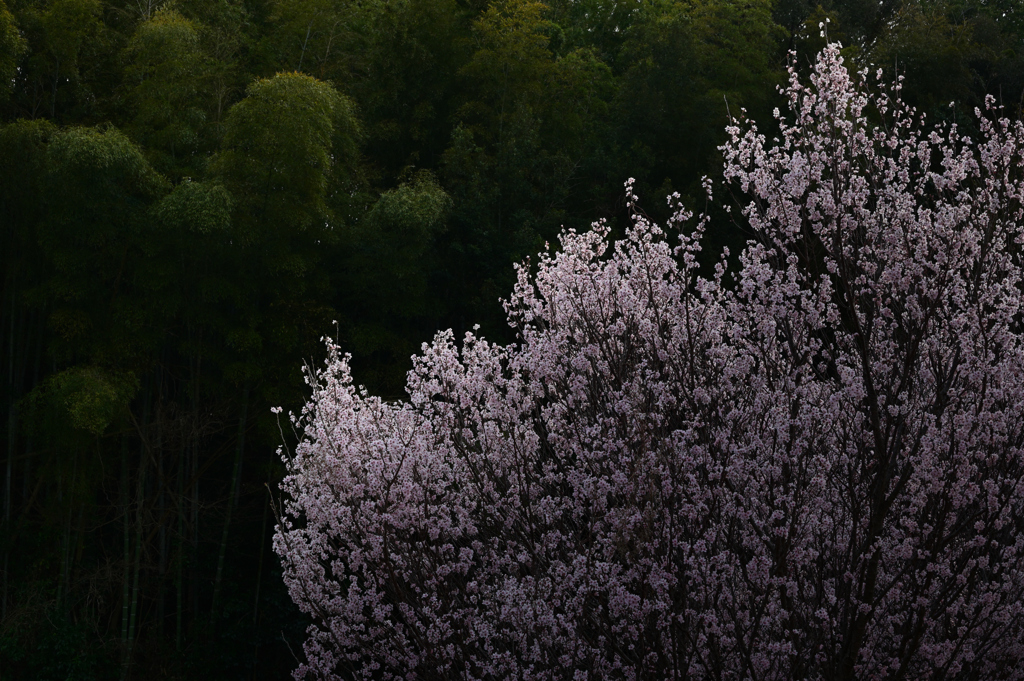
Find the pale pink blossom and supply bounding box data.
[276,44,1024,680]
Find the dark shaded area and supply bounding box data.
[0,0,1020,677]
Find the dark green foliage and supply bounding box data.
[0,0,25,100]
[336,171,451,393]
[122,9,210,178]
[213,72,360,241]
[28,366,137,435]
[0,0,1020,677]
[154,179,233,235]
[617,0,783,202]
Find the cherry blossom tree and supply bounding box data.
[275,42,1024,680]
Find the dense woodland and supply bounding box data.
[0,0,1021,678]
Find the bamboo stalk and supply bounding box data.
[156,393,166,639]
[59,449,77,614]
[251,483,271,678]
[175,439,184,652]
[121,436,130,658]
[122,392,150,681]
[191,346,200,625]
[3,290,15,622]
[210,386,248,624]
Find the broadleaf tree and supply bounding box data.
[276,43,1024,679]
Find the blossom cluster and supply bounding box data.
[275,44,1024,680]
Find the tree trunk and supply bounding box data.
[156,395,166,639]
[251,483,270,674]
[190,434,198,626]
[120,436,130,658]
[253,483,269,627]
[175,439,184,652]
[122,394,150,681]
[57,450,76,614]
[66,451,77,609]
[210,386,248,624]
[22,312,42,505]
[3,290,16,621]
[3,399,13,624]
[190,344,201,627]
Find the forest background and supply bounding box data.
[0,0,1021,678]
